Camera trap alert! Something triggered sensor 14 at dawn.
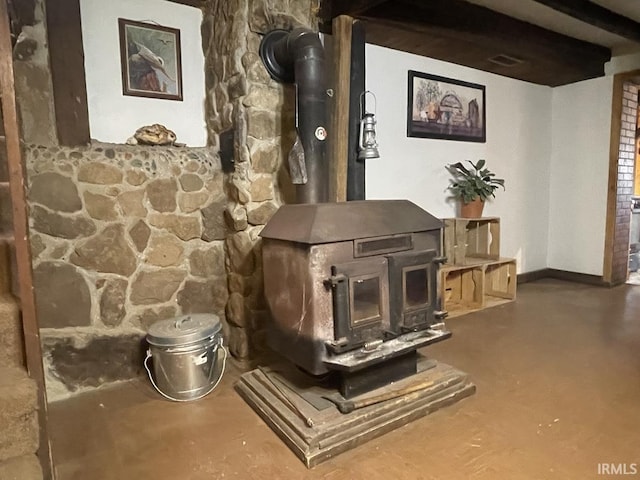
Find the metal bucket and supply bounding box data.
[146,314,224,401]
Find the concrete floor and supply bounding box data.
[48,279,640,479]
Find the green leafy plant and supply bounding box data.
[446,159,505,203]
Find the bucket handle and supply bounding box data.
[144,339,228,402]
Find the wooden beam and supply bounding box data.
[0,2,53,478]
[531,0,640,44]
[319,0,388,25]
[165,0,204,8]
[45,0,90,146]
[329,15,353,202]
[358,0,610,86]
[378,0,609,63]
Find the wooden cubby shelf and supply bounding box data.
[440,217,516,318]
[444,217,500,265]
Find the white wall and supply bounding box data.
[605,52,640,76]
[80,0,206,146]
[547,77,613,276]
[365,45,553,273]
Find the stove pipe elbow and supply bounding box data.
[259,28,328,204]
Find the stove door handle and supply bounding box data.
[434,310,449,320]
[362,339,383,352]
[330,272,350,340]
[433,256,448,265]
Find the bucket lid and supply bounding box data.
[147,314,222,347]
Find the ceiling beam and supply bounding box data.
[164,0,203,8]
[386,0,609,60]
[356,0,610,86]
[319,0,615,86]
[318,0,388,30]
[531,0,640,43]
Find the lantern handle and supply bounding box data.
[359,90,377,117]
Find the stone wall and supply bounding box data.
[17,0,321,398]
[26,143,228,399]
[202,0,318,368]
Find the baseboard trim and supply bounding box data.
[516,269,550,284]
[546,269,611,287]
[517,268,611,287]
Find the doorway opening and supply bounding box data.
[604,71,640,286]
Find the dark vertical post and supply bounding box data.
[347,20,366,201]
[45,0,91,146]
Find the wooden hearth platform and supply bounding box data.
[235,358,476,467]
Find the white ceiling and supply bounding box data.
[465,0,640,54]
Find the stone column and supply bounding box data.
[202,0,318,366]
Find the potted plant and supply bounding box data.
[446,159,505,218]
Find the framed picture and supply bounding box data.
[118,19,183,101]
[407,71,485,142]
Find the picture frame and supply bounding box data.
[407,71,485,142]
[118,18,183,101]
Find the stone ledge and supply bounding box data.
[26,141,223,179]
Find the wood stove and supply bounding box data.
[260,199,451,397]
[236,30,474,467]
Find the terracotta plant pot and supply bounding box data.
[460,198,485,218]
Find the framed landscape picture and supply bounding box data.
[118,19,183,101]
[407,71,485,142]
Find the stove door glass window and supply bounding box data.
[403,265,431,310]
[351,275,381,325]
[331,257,389,347]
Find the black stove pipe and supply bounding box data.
[259,28,328,204]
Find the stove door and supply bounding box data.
[387,249,438,333]
[329,257,389,352]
